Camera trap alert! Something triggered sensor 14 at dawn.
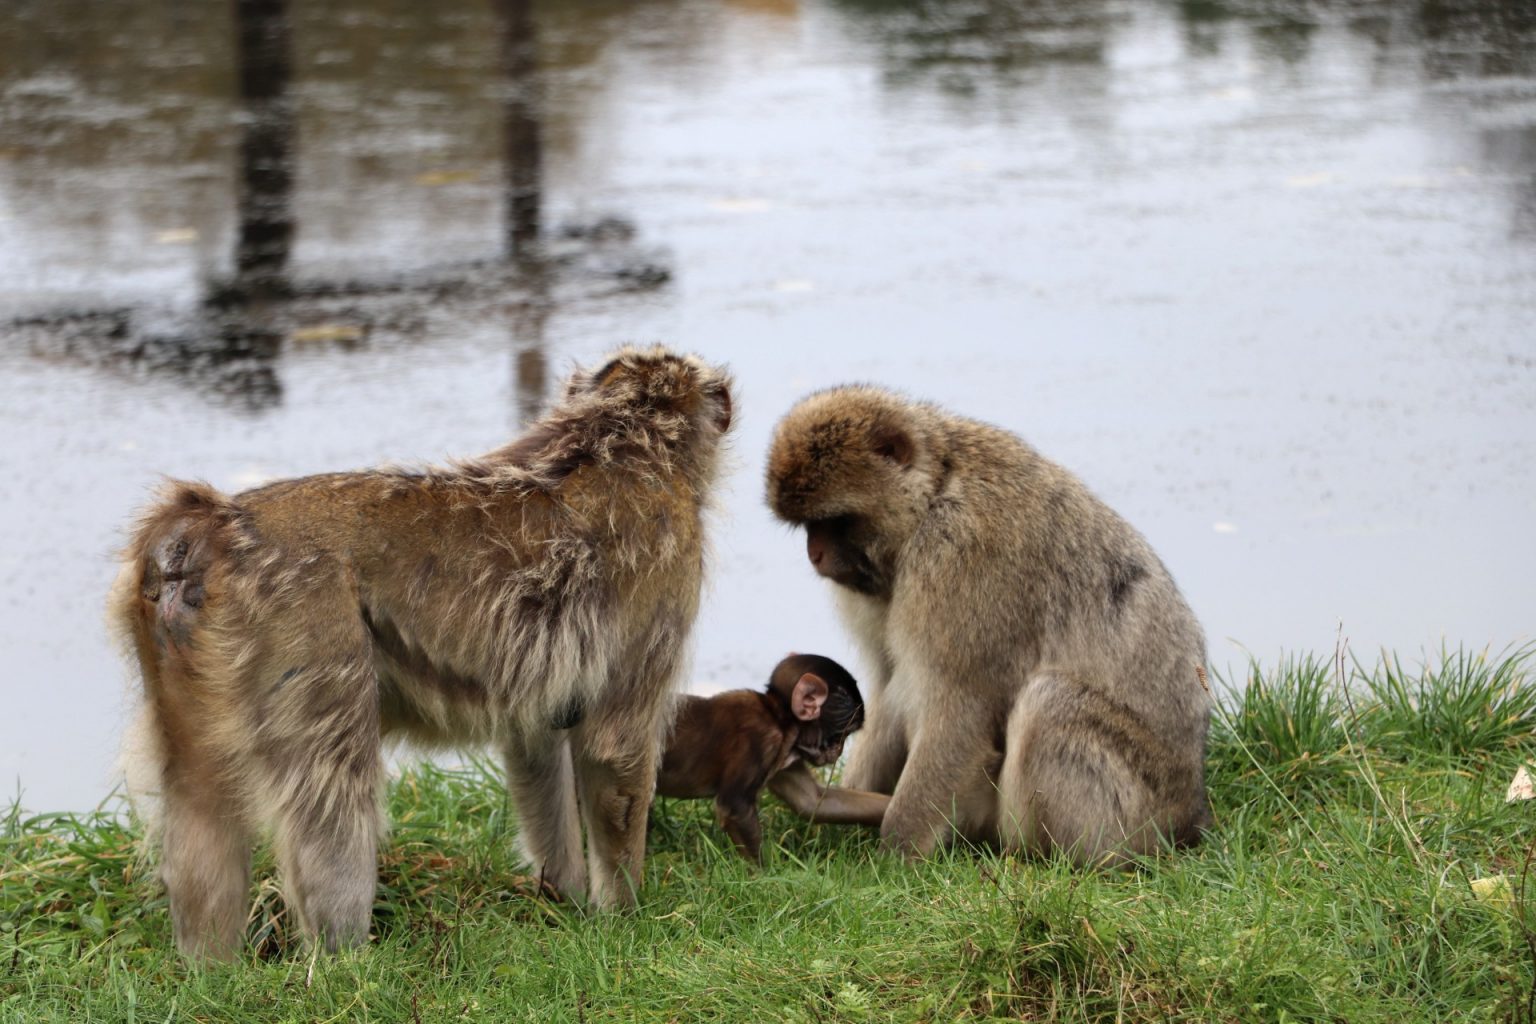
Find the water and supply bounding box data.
[2,0,1532,810]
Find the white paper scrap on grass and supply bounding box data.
[1506,764,1535,803]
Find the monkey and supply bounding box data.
[109,346,732,960]
[654,654,889,862]
[764,386,1212,866]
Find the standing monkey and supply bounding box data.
[656,654,888,862]
[765,387,1211,864]
[112,346,732,959]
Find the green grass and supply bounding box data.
[4,647,1536,1022]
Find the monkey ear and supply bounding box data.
[587,357,627,391]
[706,381,732,433]
[871,425,914,467]
[791,673,829,721]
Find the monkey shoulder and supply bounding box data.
[708,691,787,750]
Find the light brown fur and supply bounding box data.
[111,346,732,959]
[765,386,1211,865]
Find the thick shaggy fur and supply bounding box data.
[111,347,732,959]
[765,386,1211,865]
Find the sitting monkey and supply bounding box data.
[656,654,890,862]
[766,386,1212,865]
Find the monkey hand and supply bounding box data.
[877,808,948,861]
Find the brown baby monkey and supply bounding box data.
[656,654,889,862]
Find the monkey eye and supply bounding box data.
[811,514,856,534]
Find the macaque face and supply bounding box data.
[804,516,888,597]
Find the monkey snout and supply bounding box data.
[807,532,826,569]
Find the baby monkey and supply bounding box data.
[656,655,890,862]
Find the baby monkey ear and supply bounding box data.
[791,673,829,721]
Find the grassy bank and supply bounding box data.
[4,647,1535,1023]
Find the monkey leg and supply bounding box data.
[768,763,891,826]
[119,581,252,962]
[996,674,1167,867]
[265,662,384,951]
[879,701,1000,858]
[571,713,658,910]
[713,793,764,863]
[271,770,381,950]
[842,701,909,794]
[160,764,252,962]
[504,734,587,900]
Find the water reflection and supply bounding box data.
[10,0,293,408]
[2,0,671,416]
[829,0,1536,237]
[1417,0,1536,79]
[500,0,543,262]
[502,0,552,424]
[1485,126,1536,238]
[232,0,295,299]
[831,0,1111,99]
[1174,0,1319,64]
[6,0,289,408]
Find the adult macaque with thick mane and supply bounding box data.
[656,654,888,861]
[765,387,1212,865]
[112,346,732,960]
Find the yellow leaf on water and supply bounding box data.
[414,169,480,186]
[290,323,364,344]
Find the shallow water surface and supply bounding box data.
[2,0,1533,809]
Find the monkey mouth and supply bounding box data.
[799,742,845,767]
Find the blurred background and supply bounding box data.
[1,0,1532,810]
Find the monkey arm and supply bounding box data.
[767,763,890,826]
[842,699,908,793]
